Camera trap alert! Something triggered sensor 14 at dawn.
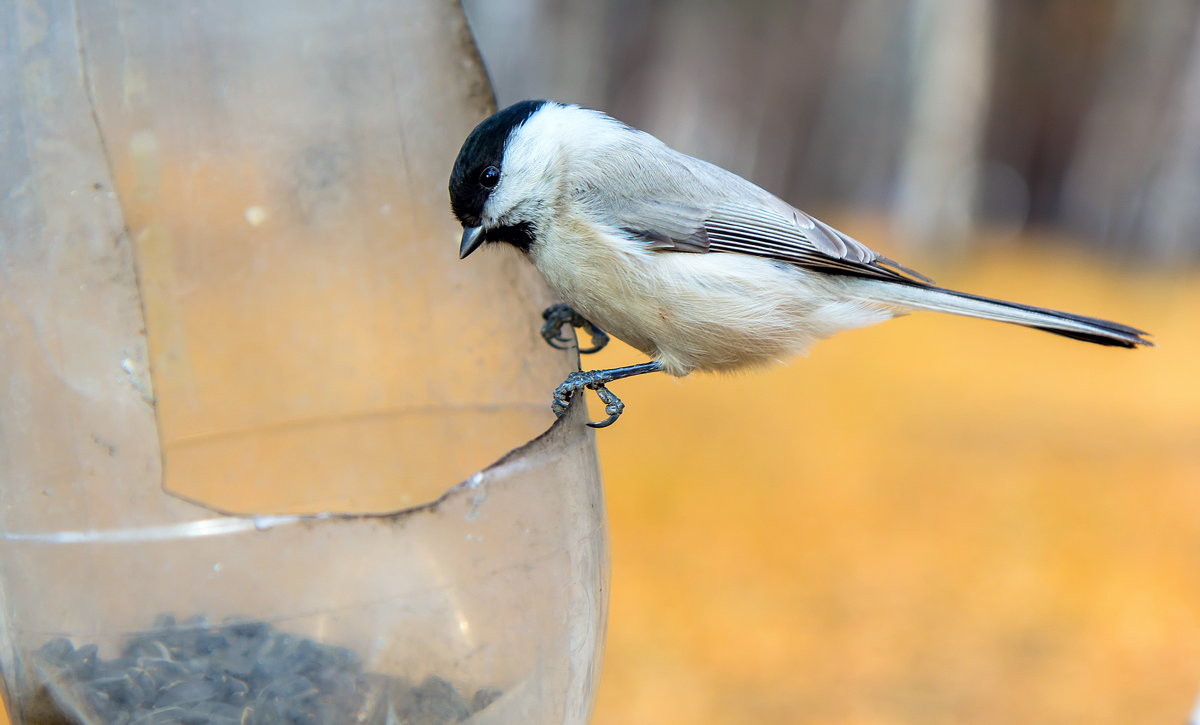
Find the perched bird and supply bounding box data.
[449,100,1151,427]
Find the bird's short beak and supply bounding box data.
[459,226,484,259]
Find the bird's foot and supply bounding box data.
[552,370,627,429]
[541,303,609,354]
[550,361,664,429]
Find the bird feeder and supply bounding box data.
[0,1,606,723]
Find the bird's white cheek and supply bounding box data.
[481,183,514,224]
[479,194,503,226]
[483,168,560,227]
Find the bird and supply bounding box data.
[449,100,1151,428]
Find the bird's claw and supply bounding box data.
[551,369,628,428]
[588,384,626,428]
[576,325,610,354]
[540,303,609,354]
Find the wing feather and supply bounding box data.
[616,198,933,284]
[583,136,934,284]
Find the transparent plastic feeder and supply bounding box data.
[0,2,605,724]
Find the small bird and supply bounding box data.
[449,100,1151,428]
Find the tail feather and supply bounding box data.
[855,282,1153,348]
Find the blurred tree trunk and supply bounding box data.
[464,0,609,105]
[795,0,915,208]
[1140,16,1200,261]
[892,0,993,252]
[1062,0,1200,260]
[983,1,1118,232]
[610,0,848,191]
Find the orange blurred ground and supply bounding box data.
[4,235,1197,725]
[588,234,1200,725]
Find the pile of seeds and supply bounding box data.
[29,615,501,724]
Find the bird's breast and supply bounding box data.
[530,221,664,357]
[528,220,869,376]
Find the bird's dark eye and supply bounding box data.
[478,165,501,188]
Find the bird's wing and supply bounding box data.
[580,137,932,284]
[613,195,933,285]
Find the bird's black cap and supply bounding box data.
[449,100,549,227]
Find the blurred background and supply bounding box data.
[461,1,1200,724]
[465,0,1200,261]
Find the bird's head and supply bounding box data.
[449,99,626,258]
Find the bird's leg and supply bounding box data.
[540,303,610,354]
[552,361,664,429]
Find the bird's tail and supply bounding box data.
[853,281,1152,348]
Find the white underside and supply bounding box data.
[529,220,894,376]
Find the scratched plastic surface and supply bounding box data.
[0,1,604,723]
